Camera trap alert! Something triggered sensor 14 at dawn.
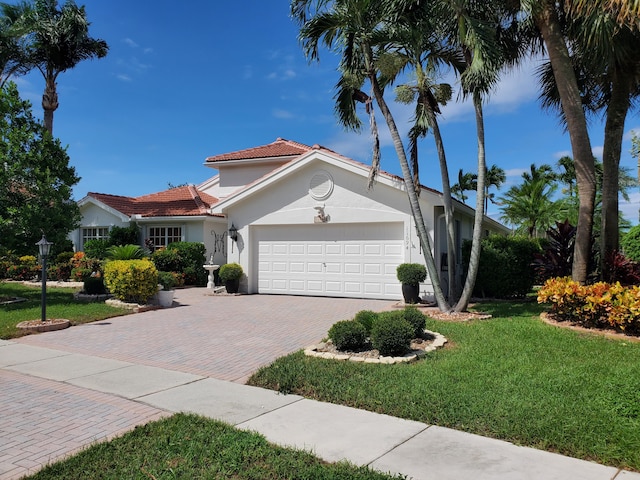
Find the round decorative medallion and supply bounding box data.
[309,171,334,200]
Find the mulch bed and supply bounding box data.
[540,312,640,343]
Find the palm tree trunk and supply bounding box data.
[455,93,486,312]
[535,0,596,283]
[366,51,450,311]
[427,108,458,300]
[601,72,630,279]
[42,74,58,135]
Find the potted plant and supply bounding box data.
[157,271,178,307]
[219,262,243,294]
[396,263,427,304]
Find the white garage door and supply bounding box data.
[256,223,404,300]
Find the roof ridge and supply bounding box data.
[188,185,210,215]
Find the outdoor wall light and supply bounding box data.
[228,224,238,242]
[36,234,53,323]
[228,224,238,253]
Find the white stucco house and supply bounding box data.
[72,138,509,301]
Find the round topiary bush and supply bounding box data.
[396,263,427,285]
[103,259,158,304]
[328,320,368,351]
[354,310,379,335]
[219,262,243,282]
[401,306,426,337]
[371,312,413,356]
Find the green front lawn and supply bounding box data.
[248,301,640,471]
[0,282,129,339]
[26,414,403,480]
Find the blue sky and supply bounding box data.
[12,0,640,224]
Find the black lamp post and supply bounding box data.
[36,235,53,323]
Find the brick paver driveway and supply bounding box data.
[16,289,396,383]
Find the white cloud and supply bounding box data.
[123,38,139,48]
[272,109,294,119]
[116,74,132,82]
[620,192,640,225]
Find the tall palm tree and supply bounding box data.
[520,0,596,283]
[484,164,506,211]
[292,0,451,311]
[537,4,640,277]
[499,163,564,237]
[7,0,108,134]
[378,4,464,301]
[451,168,477,204]
[434,0,512,311]
[0,3,31,88]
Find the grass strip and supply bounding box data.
[248,301,640,471]
[26,413,403,479]
[0,283,129,339]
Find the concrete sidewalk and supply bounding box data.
[1,340,638,480]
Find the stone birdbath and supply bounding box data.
[203,261,220,289]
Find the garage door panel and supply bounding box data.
[344,244,362,255]
[257,223,404,300]
[290,262,305,273]
[290,244,305,255]
[307,244,323,255]
[344,263,361,274]
[325,263,342,274]
[307,262,323,273]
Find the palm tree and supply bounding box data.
[499,163,564,237]
[537,4,640,277]
[292,0,451,310]
[484,164,506,211]
[379,4,464,300]
[0,3,31,88]
[434,0,512,312]
[451,168,477,204]
[521,0,596,283]
[7,0,108,134]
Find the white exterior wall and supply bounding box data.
[70,203,130,251]
[222,160,439,295]
[216,162,288,198]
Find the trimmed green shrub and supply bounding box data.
[219,263,243,282]
[396,263,427,285]
[621,225,640,263]
[354,310,379,335]
[103,259,158,304]
[371,312,413,356]
[463,235,541,298]
[401,306,426,337]
[151,248,184,272]
[83,276,106,294]
[328,320,368,351]
[83,239,110,259]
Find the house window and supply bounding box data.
[82,227,110,249]
[455,220,462,264]
[147,226,182,250]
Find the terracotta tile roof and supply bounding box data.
[88,186,220,218]
[205,137,313,163]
